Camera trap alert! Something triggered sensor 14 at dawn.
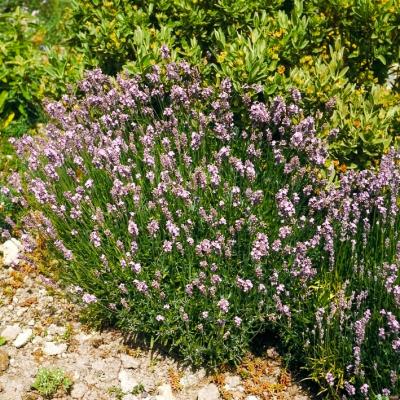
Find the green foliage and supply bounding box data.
[0,4,83,127]
[66,0,400,168]
[0,336,7,346]
[32,367,72,398]
[303,0,400,87]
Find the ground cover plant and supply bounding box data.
[32,367,72,398]
[12,60,400,398]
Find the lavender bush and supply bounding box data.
[13,60,399,398]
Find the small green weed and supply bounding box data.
[32,367,72,398]
[107,385,124,400]
[0,336,7,346]
[132,383,145,395]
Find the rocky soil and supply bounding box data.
[0,240,312,400]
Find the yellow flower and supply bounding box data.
[277,65,285,75]
[217,52,227,63]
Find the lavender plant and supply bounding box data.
[14,58,399,398]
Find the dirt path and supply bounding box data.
[0,254,311,400]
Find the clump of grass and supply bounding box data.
[32,367,72,398]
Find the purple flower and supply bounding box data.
[360,384,369,396]
[251,233,269,261]
[89,231,101,248]
[217,298,230,313]
[82,293,97,304]
[325,372,334,386]
[344,381,356,396]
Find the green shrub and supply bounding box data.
[16,64,400,397]
[66,0,400,169]
[0,5,83,127]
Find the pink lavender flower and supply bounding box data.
[325,372,334,386]
[251,233,269,261]
[360,383,369,396]
[82,293,97,304]
[89,231,101,248]
[163,240,173,253]
[236,277,253,292]
[344,381,356,396]
[218,298,230,313]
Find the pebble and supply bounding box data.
[120,353,141,369]
[224,375,241,390]
[154,383,175,400]
[71,382,88,399]
[0,238,22,266]
[123,395,139,400]
[197,383,220,400]
[119,369,138,393]
[266,347,279,360]
[180,368,206,387]
[13,329,32,348]
[43,341,68,356]
[0,350,9,372]
[1,325,21,341]
[246,396,260,400]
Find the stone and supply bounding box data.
[154,383,175,400]
[91,359,107,372]
[120,353,141,369]
[13,328,32,348]
[119,369,138,393]
[0,238,22,266]
[266,347,279,360]
[43,341,68,356]
[1,324,21,341]
[246,396,260,400]
[0,349,9,372]
[224,375,241,390]
[180,368,206,387]
[197,383,220,400]
[122,395,139,400]
[71,383,88,399]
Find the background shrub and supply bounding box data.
[66,0,400,168]
[16,63,400,398]
[1,0,399,170]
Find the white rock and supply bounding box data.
[154,383,175,400]
[246,396,260,400]
[224,375,241,390]
[119,369,138,393]
[122,395,139,400]
[13,329,32,348]
[16,308,26,317]
[0,238,22,266]
[197,383,220,400]
[91,359,107,372]
[180,368,206,387]
[120,353,141,369]
[1,325,21,341]
[47,324,66,336]
[43,341,68,356]
[71,382,88,399]
[32,336,43,345]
